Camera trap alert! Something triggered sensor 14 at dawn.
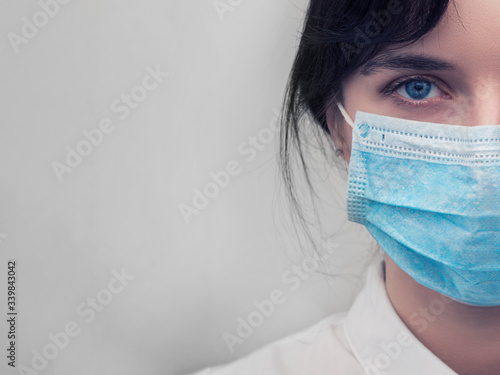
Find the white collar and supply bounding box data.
[343,259,458,375]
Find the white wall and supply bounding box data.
[0,1,376,374]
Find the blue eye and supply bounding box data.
[395,78,442,101]
[403,80,431,99]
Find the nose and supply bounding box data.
[461,76,500,126]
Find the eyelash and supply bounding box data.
[382,75,444,107]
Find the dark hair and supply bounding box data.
[278,0,452,265]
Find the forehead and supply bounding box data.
[401,0,500,76]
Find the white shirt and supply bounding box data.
[190,259,458,374]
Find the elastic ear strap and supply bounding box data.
[337,103,354,128]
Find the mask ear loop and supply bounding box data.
[337,103,354,128]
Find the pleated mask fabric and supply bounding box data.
[337,103,500,306]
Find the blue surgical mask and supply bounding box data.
[337,103,500,307]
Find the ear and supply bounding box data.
[326,106,351,162]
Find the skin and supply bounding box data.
[326,1,500,374]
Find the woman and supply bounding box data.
[191,0,500,373]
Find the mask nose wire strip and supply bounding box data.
[337,103,355,128]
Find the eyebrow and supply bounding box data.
[360,52,458,76]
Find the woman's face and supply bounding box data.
[328,0,500,163]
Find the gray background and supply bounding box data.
[0,1,375,374]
